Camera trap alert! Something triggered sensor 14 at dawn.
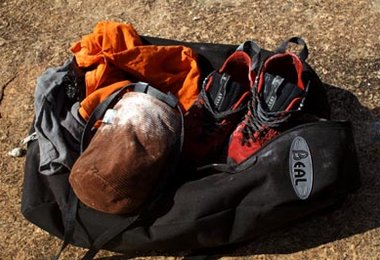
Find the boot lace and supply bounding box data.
[200,72,248,136]
[241,83,292,143]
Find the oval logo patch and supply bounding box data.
[289,136,313,200]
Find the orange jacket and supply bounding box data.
[71,21,200,120]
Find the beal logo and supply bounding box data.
[289,136,313,200]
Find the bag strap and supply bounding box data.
[80,82,178,152]
[236,40,266,71]
[275,37,309,61]
[81,215,140,260]
[53,189,79,260]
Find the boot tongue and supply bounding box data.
[208,72,247,112]
[262,73,304,112]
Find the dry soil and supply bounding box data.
[0,0,379,259]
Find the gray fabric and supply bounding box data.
[34,59,85,175]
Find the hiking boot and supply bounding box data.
[227,52,308,165]
[182,51,254,166]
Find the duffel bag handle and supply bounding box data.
[236,40,262,58]
[236,40,264,71]
[276,37,309,61]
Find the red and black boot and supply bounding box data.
[182,51,255,166]
[227,50,309,165]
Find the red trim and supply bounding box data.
[257,52,305,94]
[231,92,251,110]
[286,97,302,111]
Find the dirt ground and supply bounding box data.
[0,0,379,259]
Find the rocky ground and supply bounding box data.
[0,0,379,259]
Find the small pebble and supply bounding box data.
[8,147,25,157]
[0,37,6,47]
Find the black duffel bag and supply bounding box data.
[21,35,360,259]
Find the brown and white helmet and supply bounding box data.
[69,83,183,214]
